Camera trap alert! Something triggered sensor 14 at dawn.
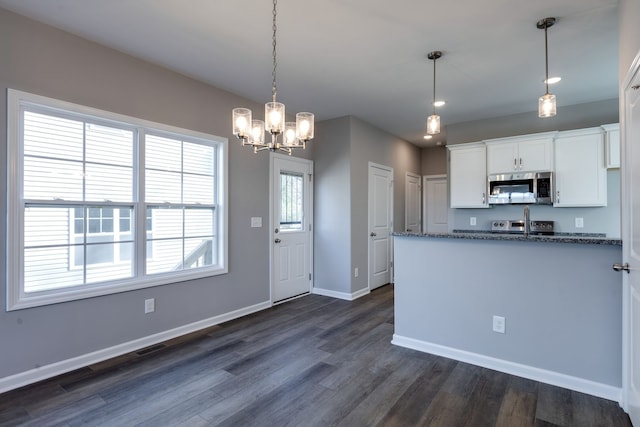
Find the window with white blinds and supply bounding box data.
[7,89,228,310]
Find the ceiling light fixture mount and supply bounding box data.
[232,0,314,154]
[537,17,557,118]
[426,50,442,135]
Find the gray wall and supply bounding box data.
[0,8,307,379]
[394,236,622,388]
[421,146,447,176]
[312,116,420,295]
[620,0,640,82]
[311,117,352,294]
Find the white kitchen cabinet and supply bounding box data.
[448,143,488,208]
[486,132,556,174]
[554,127,607,207]
[601,123,620,169]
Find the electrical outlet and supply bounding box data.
[575,217,584,228]
[493,315,505,333]
[470,217,477,226]
[144,298,155,314]
[354,267,359,278]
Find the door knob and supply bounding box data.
[370,232,377,237]
[613,262,630,273]
[274,238,281,244]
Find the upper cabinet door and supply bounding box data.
[554,127,607,207]
[486,143,518,174]
[449,143,489,208]
[486,132,555,174]
[517,137,554,172]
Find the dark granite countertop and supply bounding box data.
[392,231,622,246]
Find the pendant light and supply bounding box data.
[232,0,314,154]
[426,51,442,135]
[537,17,557,118]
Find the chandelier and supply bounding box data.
[537,17,557,118]
[232,0,314,154]
[426,51,442,135]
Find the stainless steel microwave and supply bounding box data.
[488,171,553,205]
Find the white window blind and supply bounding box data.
[7,89,228,310]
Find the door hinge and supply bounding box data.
[309,273,312,280]
[390,261,394,268]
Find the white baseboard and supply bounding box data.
[391,334,622,404]
[0,300,272,394]
[312,286,370,301]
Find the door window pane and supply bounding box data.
[280,172,303,230]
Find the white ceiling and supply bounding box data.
[0,0,619,147]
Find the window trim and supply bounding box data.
[6,89,228,311]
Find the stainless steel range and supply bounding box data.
[491,220,554,235]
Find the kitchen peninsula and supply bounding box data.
[392,232,623,402]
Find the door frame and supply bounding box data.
[368,162,394,290]
[269,153,314,304]
[405,171,422,234]
[620,49,640,421]
[422,174,448,233]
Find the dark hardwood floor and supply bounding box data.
[0,284,632,426]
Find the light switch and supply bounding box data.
[251,217,262,228]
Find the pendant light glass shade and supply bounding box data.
[283,122,297,146]
[232,108,252,140]
[538,93,556,118]
[426,114,440,135]
[296,112,314,141]
[250,120,265,145]
[265,101,285,134]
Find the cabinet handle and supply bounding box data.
[519,157,523,169]
[513,158,517,170]
[482,192,486,205]
[556,190,560,204]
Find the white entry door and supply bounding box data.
[423,175,448,233]
[270,154,313,303]
[405,172,421,233]
[368,163,393,290]
[621,54,640,425]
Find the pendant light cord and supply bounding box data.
[432,56,437,115]
[272,0,278,103]
[544,22,549,95]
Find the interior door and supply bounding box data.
[271,155,313,303]
[621,57,640,425]
[423,175,448,233]
[405,172,421,233]
[368,163,393,290]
